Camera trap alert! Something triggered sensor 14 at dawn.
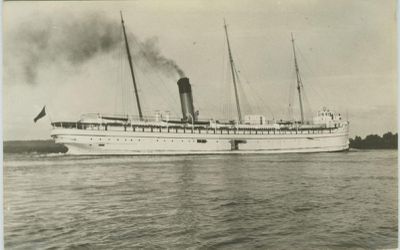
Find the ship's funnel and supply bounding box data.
[177,77,196,122]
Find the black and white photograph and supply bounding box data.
[3,0,397,249]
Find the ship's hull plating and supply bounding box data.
[51,127,349,155]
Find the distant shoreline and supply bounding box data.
[3,133,398,154]
[349,132,397,150]
[3,140,68,154]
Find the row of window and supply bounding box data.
[73,125,336,135]
[88,137,209,143]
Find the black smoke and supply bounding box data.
[135,37,185,78]
[7,12,185,84]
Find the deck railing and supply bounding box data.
[51,121,345,135]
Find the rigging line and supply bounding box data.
[233,56,276,118]
[124,63,129,115]
[120,33,125,115]
[296,47,329,106]
[190,82,221,114]
[233,62,253,114]
[225,60,232,120]
[141,68,180,112]
[225,71,230,117]
[228,59,234,120]
[288,61,296,121]
[291,45,317,121]
[121,43,126,115]
[131,60,179,117]
[295,73,314,122]
[120,35,127,115]
[114,29,122,114]
[233,62,253,115]
[226,42,235,120]
[123,33,131,115]
[127,60,136,115]
[235,76,251,115]
[238,84,253,115]
[241,77,274,118]
[116,28,122,114]
[220,35,228,118]
[224,61,229,119]
[129,38,181,109]
[234,64,275,118]
[232,56,256,119]
[221,45,231,120]
[251,84,274,118]
[223,36,228,119]
[301,84,314,120]
[128,67,180,117]
[190,87,199,114]
[125,51,131,115]
[124,60,142,117]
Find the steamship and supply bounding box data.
[50,14,349,155]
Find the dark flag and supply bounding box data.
[33,106,46,123]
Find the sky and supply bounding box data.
[2,0,397,140]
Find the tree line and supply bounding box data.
[350,132,397,149]
[4,140,68,154]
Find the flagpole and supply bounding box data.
[45,105,53,124]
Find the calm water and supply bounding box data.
[4,150,398,249]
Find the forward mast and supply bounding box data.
[120,11,143,121]
[223,19,243,124]
[291,33,305,124]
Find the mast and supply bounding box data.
[291,33,304,124]
[120,11,143,120]
[224,19,242,124]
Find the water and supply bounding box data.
[4,150,397,249]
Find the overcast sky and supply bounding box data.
[3,0,397,140]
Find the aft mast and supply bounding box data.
[120,11,143,121]
[291,33,305,124]
[223,19,242,124]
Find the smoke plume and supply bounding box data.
[134,37,185,78]
[6,12,185,84]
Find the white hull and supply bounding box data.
[51,126,349,155]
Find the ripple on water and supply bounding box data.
[3,150,398,249]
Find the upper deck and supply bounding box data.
[51,113,349,136]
